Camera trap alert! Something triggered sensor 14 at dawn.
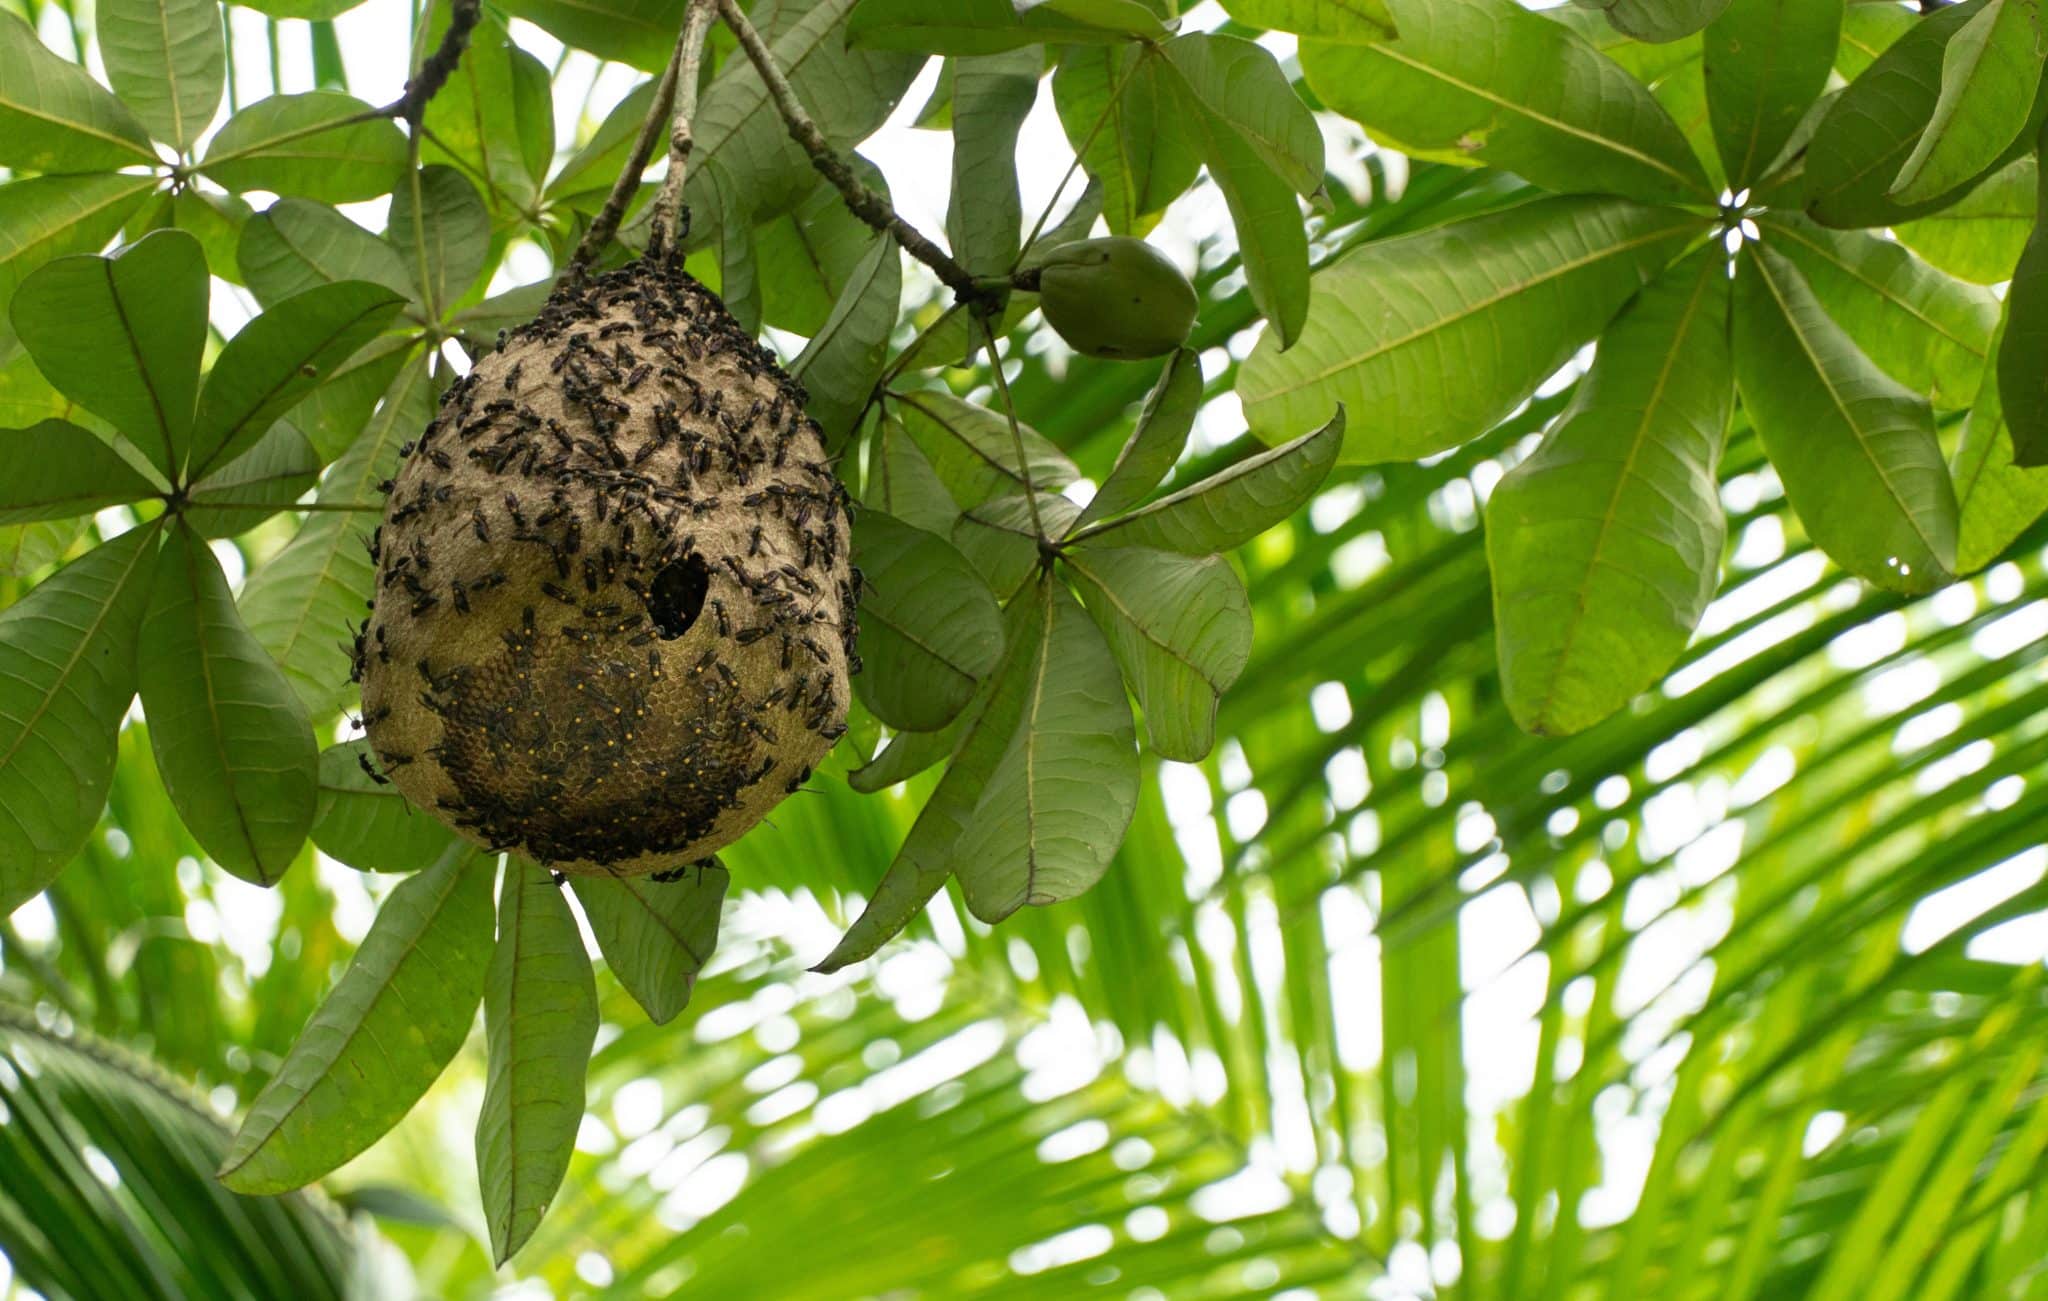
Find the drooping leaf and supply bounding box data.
[1703,0,1843,188]
[893,389,1080,508]
[846,0,1161,53]
[421,4,552,214]
[201,92,409,203]
[1073,407,1344,554]
[1486,248,1733,737]
[1890,0,2048,204]
[1073,347,1203,532]
[1763,216,1999,410]
[0,174,159,364]
[188,280,406,478]
[757,169,897,336]
[138,522,318,885]
[310,739,462,872]
[97,0,225,150]
[789,236,900,448]
[1732,243,1956,592]
[0,13,157,171]
[954,581,1138,922]
[1303,0,1713,205]
[1237,197,1700,457]
[852,511,1005,732]
[1893,155,2037,284]
[496,0,692,70]
[866,413,959,536]
[947,49,1039,278]
[238,198,416,307]
[1579,0,1731,43]
[0,421,161,523]
[847,720,960,793]
[571,863,729,1025]
[183,422,323,538]
[1067,546,1251,762]
[218,844,494,1194]
[2000,127,2048,466]
[477,861,598,1266]
[1052,45,1202,237]
[387,165,490,318]
[1219,0,1396,40]
[0,524,159,915]
[1954,321,2048,571]
[10,230,208,482]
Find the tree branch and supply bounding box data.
[711,0,990,306]
[648,0,719,254]
[376,0,483,126]
[570,27,688,273]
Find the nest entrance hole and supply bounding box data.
[648,555,710,640]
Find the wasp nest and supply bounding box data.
[353,257,857,876]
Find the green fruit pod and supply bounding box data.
[1036,237,1198,360]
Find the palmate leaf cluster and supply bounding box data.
[1,0,2048,1293]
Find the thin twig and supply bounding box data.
[978,317,1047,543]
[648,0,718,253]
[713,0,989,305]
[570,34,687,272]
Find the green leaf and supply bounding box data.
[1052,45,1202,237]
[1999,133,2048,466]
[237,0,361,17]
[1954,321,2048,571]
[1894,155,2038,284]
[789,236,900,448]
[138,522,318,885]
[847,721,959,793]
[1067,546,1251,762]
[953,492,1080,595]
[0,12,157,171]
[310,739,461,872]
[1072,407,1343,554]
[97,0,225,150]
[866,413,960,536]
[139,188,255,289]
[239,353,435,716]
[1703,0,1843,188]
[201,92,409,203]
[237,198,415,308]
[1891,0,2047,204]
[183,422,323,538]
[852,511,1005,732]
[10,230,208,483]
[0,420,161,523]
[421,5,551,214]
[477,861,597,1266]
[1237,196,1700,458]
[1837,0,1916,78]
[0,524,159,915]
[189,280,406,478]
[0,174,159,364]
[570,863,728,1025]
[757,169,896,336]
[218,844,494,1194]
[1161,34,1325,201]
[281,332,415,462]
[1579,0,1731,42]
[1073,347,1202,532]
[544,78,659,210]
[1732,243,1956,592]
[496,0,692,69]
[846,0,1160,53]
[954,581,1138,922]
[1219,0,1396,40]
[1303,0,1713,205]
[947,50,1039,278]
[1764,217,1998,411]
[816,586,1048,971]
[893,389,1080,508]
[387,165,490,318]
[1486,248,1733,737]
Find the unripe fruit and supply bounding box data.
[354,256,857,877]
[1036,237,1198,360]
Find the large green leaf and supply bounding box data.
[387,165,489,319]
[1067,546,1251,762]
[1837,0,1916,78]
[1052,45,1203,237]
[1893,155,2037,284]
[892,389,1080,507]
[1954,321,2048,571]
[200,92,409,203]
[310,739,462,872]
[1219,0,1396,40]
[0,524,158,915]
[218,844,494,1194]
[0,174,158,363]
[477,862,597,1266]
[1072,407,1344,554]
[1487,248,1733,737]
[239,354,434,716]
[1580,0,1731,42]
[1303,0,1713,205]
[1703,0,1843,188]
[954,581,1137,922]
[0,12,157,171]
[866,413,960,536]
[1072,347,1202,532]
[946,49,1038,278]
[852,511,1005,732]
[1733,243,1956,592]
[237,198,415,308]
[188,280,406,478]
[420,4,551,214]
[183,421,323,538]
[1890,0,2047,204]
[571,863,728,1025]
[846,0,1161,53]
[1237,196,1700,457]
[97,0,224,150]
[496,0,691,69]
[0,421,161,523]
[138,522,317,885]
[757,171,896,336]
[1762,217,1999,410]
[789,236,900,448]
[2001,129,2048,466]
